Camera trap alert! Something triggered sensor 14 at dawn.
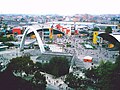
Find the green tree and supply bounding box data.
[65,73,92,89]
[4,42,14,47]
[96,61,114,89]
[7,56,35,76]
[8,35,14,41]
[0,36,8,42]
[1,56,47,90]
[2,23,8,30]
[51,57,69,77]
[65,73,80,89]
[43,56,70,77]
[105,26,112,34]
[0,36,15,42]
[42,63,50,72]
[31,71,47,89]
[65,56,120,90]
[84,57,120,90]
[114,42,120,55]
[109,55,120,90]
[92,27,99,31]
[34,62,42,71]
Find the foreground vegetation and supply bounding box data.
[0,35,15,42]
[0,56,70,90]
[1,54,119,90]
[42,56,70,77]
[65,55,120,90]
[0,56,46,90]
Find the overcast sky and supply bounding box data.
[0,0,120,15]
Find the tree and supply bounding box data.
[65,73,92,89]
[84,56,120,90]
[0,36,15,42]
[34,62,43,72]
[7,56,35,76]
[50,57,70,77]
[2,23,8,30]
[1,56,47,90]
[105,26,112,34]
[114,42,120,55]
[65,73,80,89]
[4,42,14,47]
[0,70,36,90]
[43,56,70,77]
[92,27,99,31]
[110,55,120,90]
[0,36,8,42]
[65,55,120,90]
[31,71,47,89]
[8,35,15,41]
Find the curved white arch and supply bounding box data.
[20,26,45,53]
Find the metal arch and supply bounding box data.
[20,26,45,53]
[98,33,120,44]
[53,29,65,35]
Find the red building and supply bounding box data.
[12,27,22,35]
[75,30,79,35]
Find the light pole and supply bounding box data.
[41,25,44,41]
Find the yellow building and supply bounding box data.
[93,31,98,44]
[49,28,53,39]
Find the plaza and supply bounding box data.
[55,35,119,69]
[0,25,120,90]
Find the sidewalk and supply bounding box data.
[40,72,69,90]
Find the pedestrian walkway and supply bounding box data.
[40,72,70,90]
[55,36,119,69]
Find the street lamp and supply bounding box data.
[42,25,44,41]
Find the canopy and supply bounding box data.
[83,56,92,62]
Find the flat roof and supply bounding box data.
[47,21,95,25]
[99,33,120,43]
[96,24,118,26]
[110,33,120,42]
[0,46,8,49]
[0,42,3,44]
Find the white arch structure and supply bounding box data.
[20,26,45,53]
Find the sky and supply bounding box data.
[0,0,120,15]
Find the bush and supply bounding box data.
[4,43,14,47]
[0,36,15,42]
